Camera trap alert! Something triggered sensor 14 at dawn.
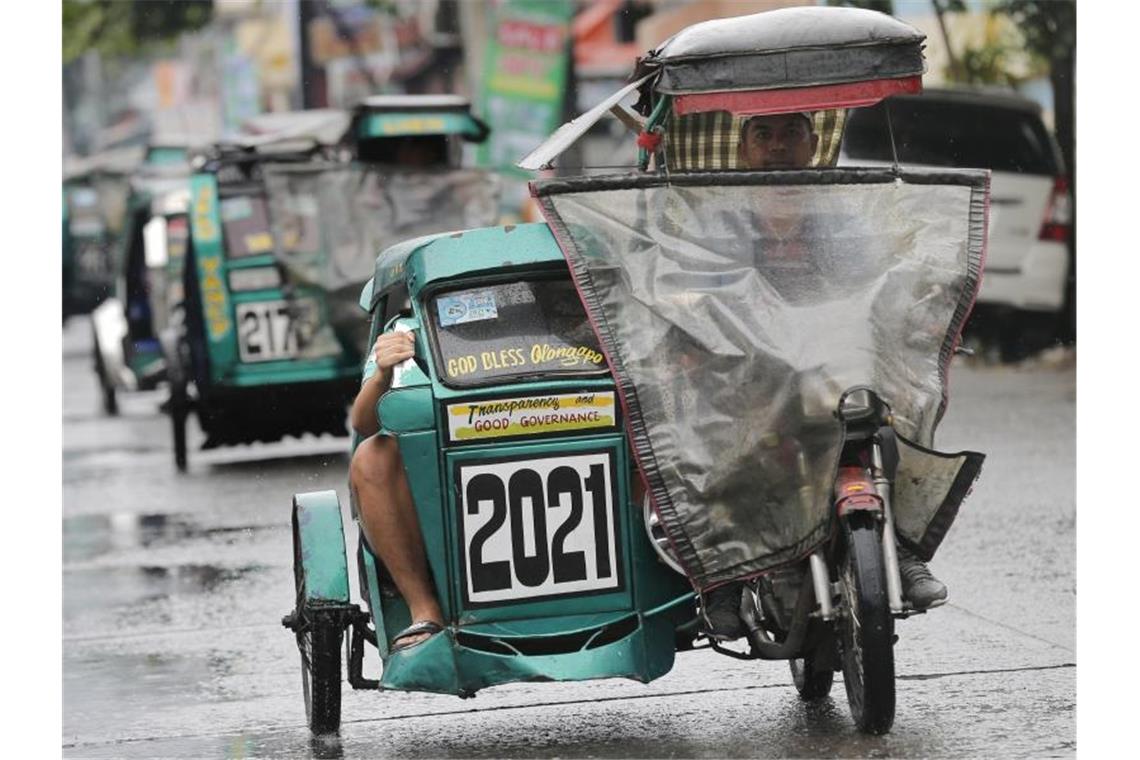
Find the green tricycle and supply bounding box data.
[168,97,497,471]
[284,6,988,737]
[63,145,144,321]
[89,142,191,415]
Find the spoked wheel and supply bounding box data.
[298,612,344,735]
[838,512,895,734]
[790,648,834,700]
[292,529,343,735]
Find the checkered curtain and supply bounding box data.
[664,109,848,171]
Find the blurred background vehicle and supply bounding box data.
[63,146,142,320]
[63,0,1076,362]
[842,88,1072,360]
[90,141,192,414]
[163,96,499,470]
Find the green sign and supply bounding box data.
[361,112,485,140]
[477,0,573,176]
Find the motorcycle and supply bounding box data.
[284,5,986,736]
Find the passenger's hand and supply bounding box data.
[372,331,416,372]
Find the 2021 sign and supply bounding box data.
[457,451,621,605]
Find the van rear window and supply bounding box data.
[429,278,607,386]
[844,97,1059,175]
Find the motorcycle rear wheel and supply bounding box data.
[839,511,895,734]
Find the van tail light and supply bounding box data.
[1039,175,1072,242]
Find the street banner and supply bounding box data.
[477,0,573,175]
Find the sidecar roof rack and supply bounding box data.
[349,94,490,144]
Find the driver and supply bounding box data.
[700,112,948,641]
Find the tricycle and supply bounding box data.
[283,5,987,737]
[88,142,191,415]
[167,98,498,470]
[63,145,144,321]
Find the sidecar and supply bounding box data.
[167,99,499,470]
[285,5,987,737]
[89,143,191,415]
[169,134,358,470]
[63,145,143,320]
[285,224,696,732]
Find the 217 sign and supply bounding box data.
[457,452,621,604]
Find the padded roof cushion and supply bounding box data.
[635,6,925,106]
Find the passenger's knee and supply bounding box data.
[350,436,401,489]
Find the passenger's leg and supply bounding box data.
[350,435,442,646]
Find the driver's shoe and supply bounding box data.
[897,546,948,609]
[702,583,746,640]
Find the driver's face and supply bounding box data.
[738,114,819,169]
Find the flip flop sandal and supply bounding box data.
[390,620,444,653]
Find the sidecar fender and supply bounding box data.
[292,490,350,605]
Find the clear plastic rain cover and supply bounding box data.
[263,164,500,354]
[535,169,987,589]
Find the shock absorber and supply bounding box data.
[872,441,904,613]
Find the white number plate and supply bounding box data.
[458,452,621,605]
[236,298,321,363]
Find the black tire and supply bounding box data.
[838,512,895,734]
[169,374,189,473]
[101,376,119,416]
[790,650,834,700]
[299,613,343,735]
[92,333,119,416]
[293,525,343,734]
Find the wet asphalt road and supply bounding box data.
[61,317,1075,759]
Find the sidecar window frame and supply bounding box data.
[423,271,609,390]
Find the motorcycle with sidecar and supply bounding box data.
[284,6,987,737]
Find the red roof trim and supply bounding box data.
[672,77,923,116]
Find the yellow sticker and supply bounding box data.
[244,232,274,254]
[447,392,616,442]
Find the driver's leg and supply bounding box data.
[897,545,947,608]
[350,435,443,644]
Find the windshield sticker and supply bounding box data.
[447,392,617,442]
[530,343,605,368]
[437,291,498,327]
[243,232,274,255]
[220,196,254,222]
[444,343,605,379]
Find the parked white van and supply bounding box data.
[841,88,1072,357]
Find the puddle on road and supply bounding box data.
[64,512,278,562]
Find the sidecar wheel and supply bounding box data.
[170,377,189,473]
[838,512,895,734]
[790,651,834,700]
[292,523,343,734]
[92,334,119,417]
[298,610,344,735]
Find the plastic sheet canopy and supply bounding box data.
[262,164,500,354]
[535,169,988,589]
